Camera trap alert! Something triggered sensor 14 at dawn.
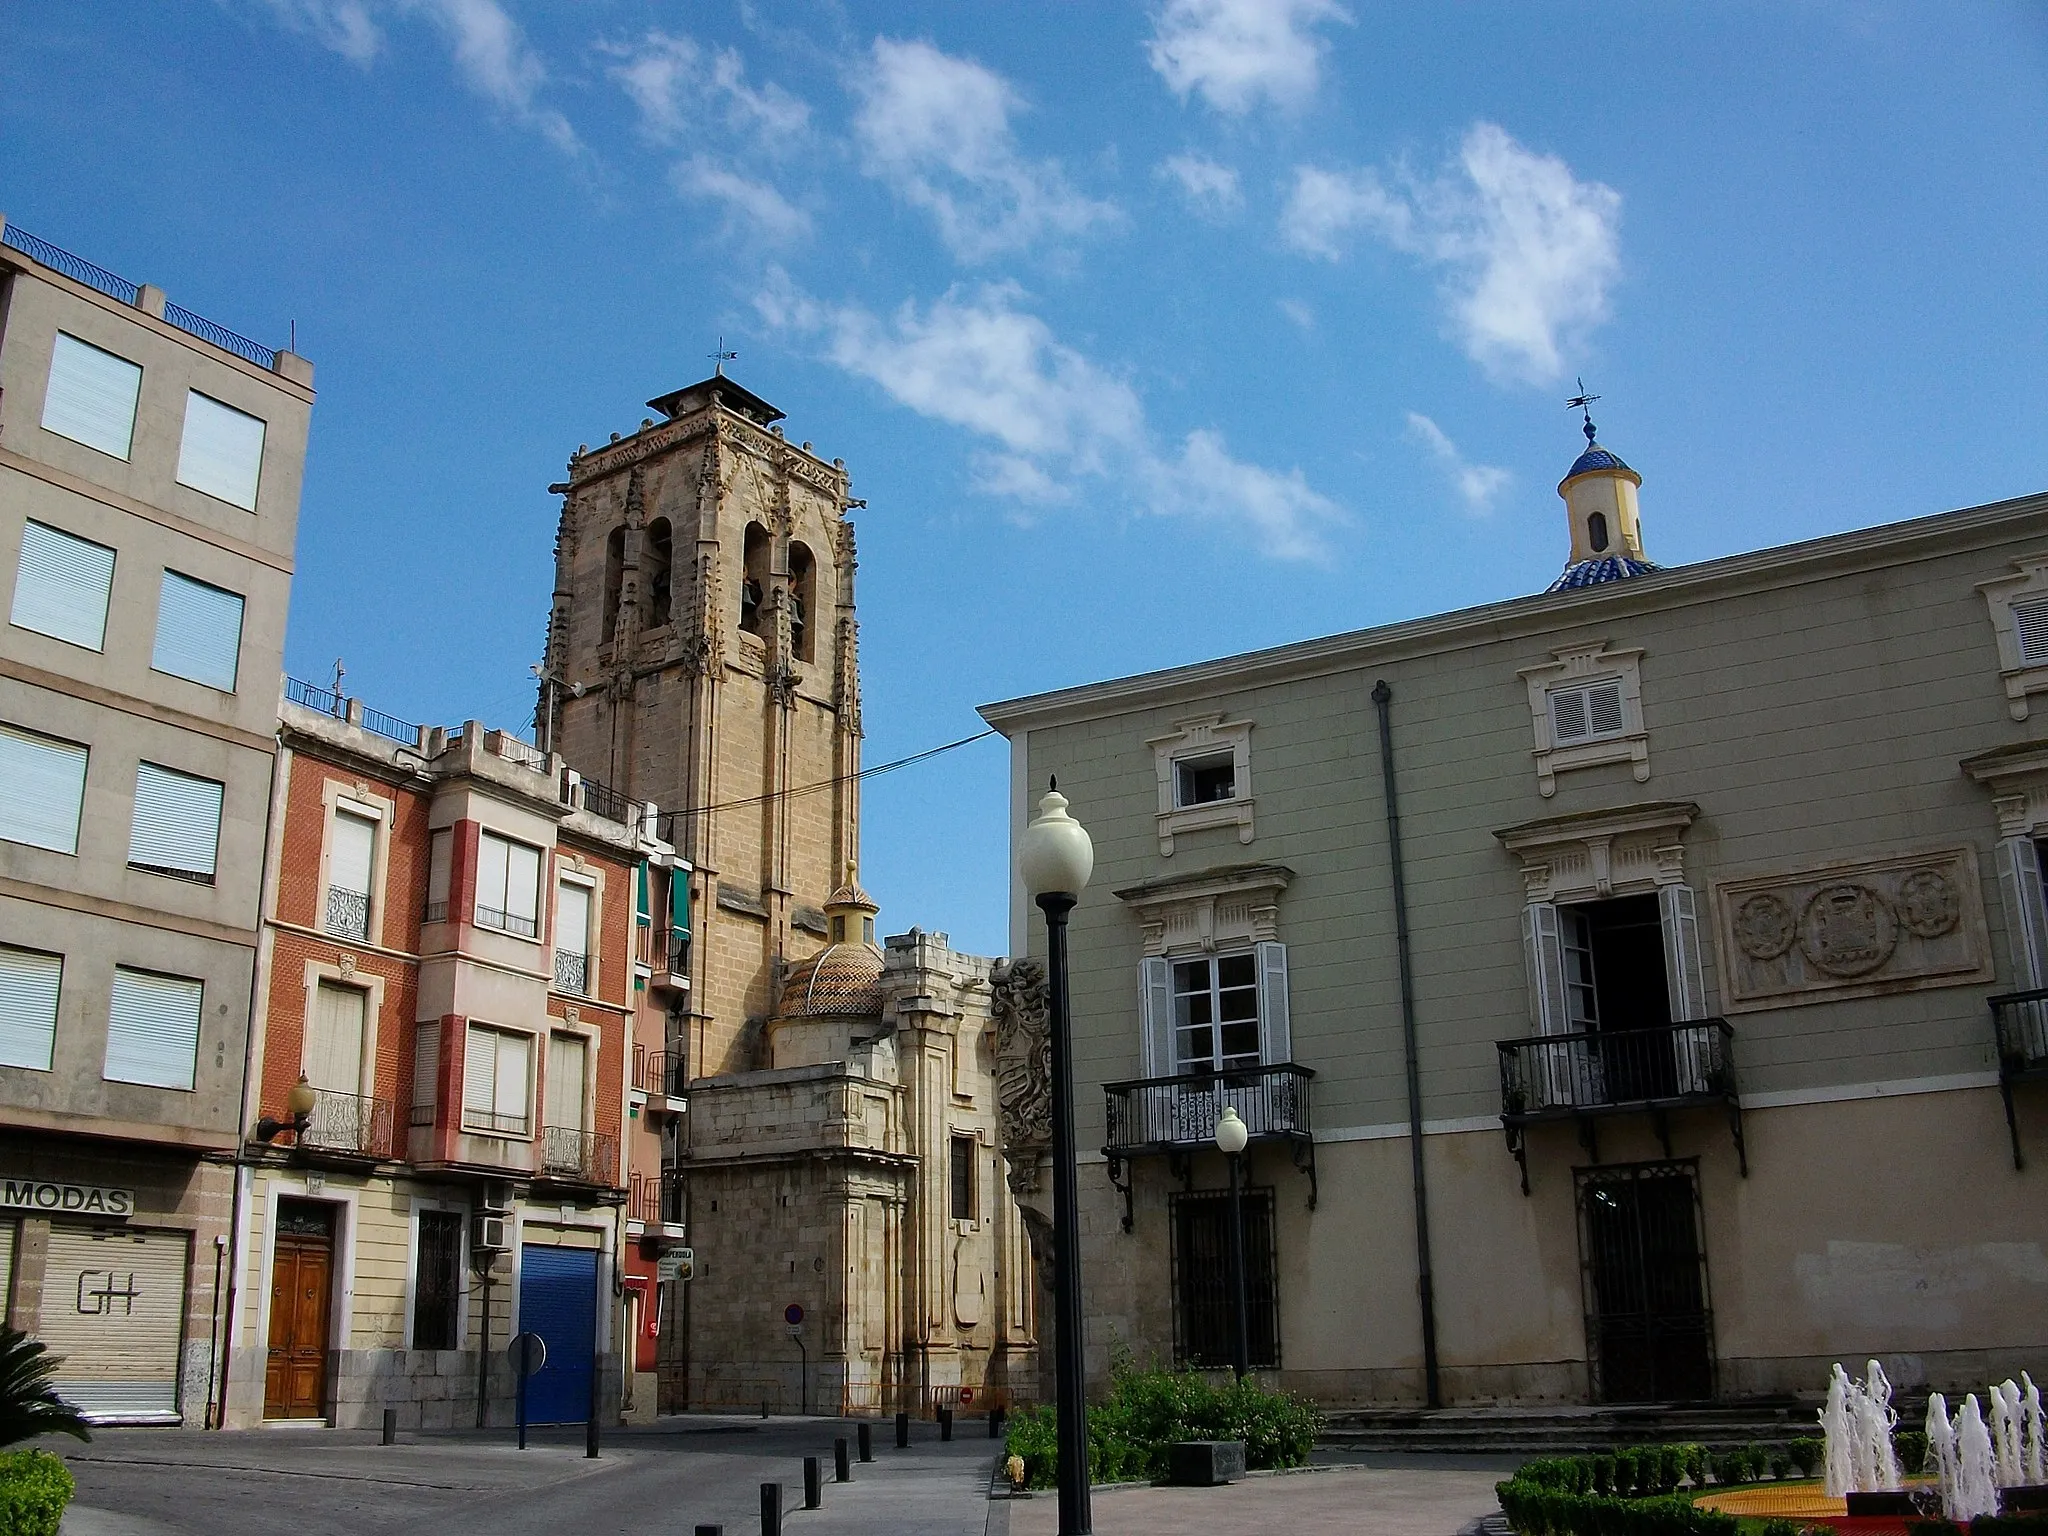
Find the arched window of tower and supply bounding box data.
[740,522,770,637]
[790,541,816,662]
[602,525,626,642]
[1588,511,1610,553]
[646,518,673,626]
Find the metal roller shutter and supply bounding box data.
[0,724,89,856]
[42,333,141,460]
[11,520,116,652]
[175,391,265,511]
[0,946,63,1072]
[518,1244,596,1425]
[104,968,203,1090]
[129,762,223,881]
[0,1222,15,1318]
[151,571,244,692]
[41,1225,188,1423]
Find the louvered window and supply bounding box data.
[42,333,141,459]
[463,1024,531,1136]
[129,762,223,883]
[425,828,452,923]
[475,832,542,939]
[2014,598,2048,666]
[151,571,244,691]
[410,1021,440,1128]
[554,880,591,995]
[175,391,266,511]
[1549,678,1627,745]
[0,946,63,1072]
[306,980,367,1094]
[325,807,376,939]
[11,521,116,651]
[0,724,89,855]
[104,967,202,1090]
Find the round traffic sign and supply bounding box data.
[508,1331,547,1377]
[783,1302,804,1326]
[960,1387,974,1405]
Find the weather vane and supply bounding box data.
[1565,378,1601,446]
[709,337,738,377]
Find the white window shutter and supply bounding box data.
[175,391,266,510]
[2015,599,2048,665]
[1657,883,1708,1021]
[556,882,591,956]
[42,333,141,460]
[1138,957,1172,1077]
[1549,687,1589,744]
[0,725,89,855]
[463,1026,496,1118]
[496,1033,531,1129]
[1587,679,1625,736]
[412,1021,440,1126]
[1996,837,2048,990]
[547,1033,587,1131]
[476,834,509,917]
[506,843,541,926]
[0,947,62,1072]
[306,981,367,1094]
[330,809,375,896]
[11,521,116,652]
[104,968,202,1090]
[151,571,244,691]
[1255,940,1292,1065]
[129,762,223,879]
[1522,902,1570,1034]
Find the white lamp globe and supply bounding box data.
[1019,780,1094,899]
[1214,1105,1249,1155]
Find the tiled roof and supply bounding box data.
[1566,445,1633,478]
[1548,555,1661,592]
[778,942,885,1018]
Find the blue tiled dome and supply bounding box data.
[1566,445,1632,478]
[1548,555,1660,593]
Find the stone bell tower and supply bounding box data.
[540,373,863,1077]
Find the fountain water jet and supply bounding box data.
[1955,1394,2002,1523]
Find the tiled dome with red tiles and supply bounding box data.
[777,940,884,1018]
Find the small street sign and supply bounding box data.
[657,1247,693,1281]
[508,1331,547,1377]
[783,1302,804,1326]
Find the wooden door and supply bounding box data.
[264,1203,334,1419]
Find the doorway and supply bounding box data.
[1168,1187,1279,1370]
[264,1200,336,1419]
[519,1243,597,1424]
[1562,895,1676,1101]
[1576,1161,1713,1403]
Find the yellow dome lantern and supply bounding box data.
[1549,383,1659,592]
[774,864,885,1021]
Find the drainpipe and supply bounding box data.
[1372,680,1441,1409]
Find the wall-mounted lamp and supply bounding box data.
[256,1074,319,1143]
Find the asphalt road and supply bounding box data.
[56,1415,1000,1536]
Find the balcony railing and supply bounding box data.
[1101,1064,1317,1230]
[1496,1020,1744,1193]
[476,905,539,939]
[632,1045,686,1099]
[301,1091,395,1159]
[626,1171,684,1232]
[324,886,369,941]
[575,775,632,825]
[538,1125,615,1186]
[553,949,588,995]
[655,925,690,986]
[1989,987,2048,1169]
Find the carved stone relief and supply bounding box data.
[989,958,1051,1193]
[1711,846,1990,1010]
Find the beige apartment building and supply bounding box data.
[0,216,313,1422]
[541,372,1036,1413]
[981,421,2048,1407]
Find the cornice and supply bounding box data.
[563,408,848,499]
[979,490,2048,733]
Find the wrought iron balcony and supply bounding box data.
[1101,1064,1316,1230]
[538,1125,616,1186]
[553,948,588,995]
[655,925,690,988]
[626,1171,685,1236]
[324,886,369,941]
[1988,987,2048,1169]
[300,1091,395,1159]
[632,1045,686,1100]
[1496,1020,1744,1193]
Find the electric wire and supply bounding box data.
[666,727,998,820]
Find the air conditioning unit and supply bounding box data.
[478,1179,512,1217]
[472,1213,509,1253]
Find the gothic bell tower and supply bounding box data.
[540,373,863,1075]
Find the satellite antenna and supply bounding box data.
[709,337,739,377]
[1565,378,1601,446]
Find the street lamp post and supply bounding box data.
[1214,1105,1250,1382]
[1019,779,1094,1536]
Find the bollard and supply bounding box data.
[760,1481,781,1536]
[760,1400,770,1420]
[894,1411,909,1448]
[696,1528,724,1536]
[803,1457,822,1510]
[990,1407,1005,1440]
[938,1405,954,1442]
[857,1421,873,1462]
[834,1437,852,1482]
[381,1408,397,1445]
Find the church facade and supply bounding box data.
[982,420,2048,1407]
[541,375,1035,1414]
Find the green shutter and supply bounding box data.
[635,861,650,924]
[670,866,690,935]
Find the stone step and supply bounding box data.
[1318,1402,1823,1454]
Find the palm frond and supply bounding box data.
[0,1328,91,1448]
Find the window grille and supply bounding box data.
[1169,1187,1280,1369]
[412,1211,464,1350]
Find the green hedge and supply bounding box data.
[1495,1483,1740,1536]
[1004,1367,1321,1490]
[0,1451,74,1536]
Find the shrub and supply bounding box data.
[0,1450,74,1536]
[1786,1439,1822,1478]
[1002,1366,1322,1490]
[1894,1429,1928,1476]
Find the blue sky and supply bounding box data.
[6,2,2045,956]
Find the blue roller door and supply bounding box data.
[519,1244,596,1424]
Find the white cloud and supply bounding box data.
[1282,124,1621,384]
[673,157,811,244]
[1276,297,1314,331]
[605,30,809,152]
[1405,411,1511,514]
[1158,152,1242,214]
[756,274,1344,559]
[851,38,1117,263]
[253,0,579,153]
[1146,0,1350,115]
